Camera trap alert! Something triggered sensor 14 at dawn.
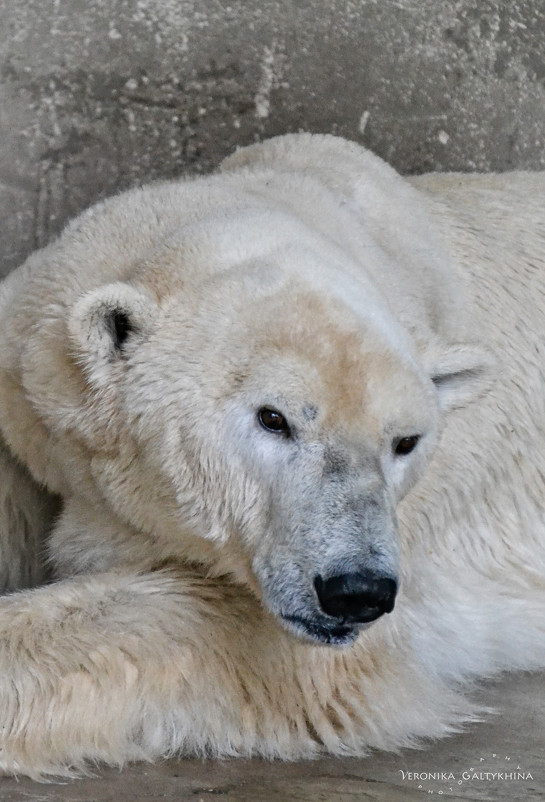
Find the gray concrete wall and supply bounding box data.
[1,1,545,278]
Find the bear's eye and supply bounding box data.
[393,435,420,456]
[258,407,291,437]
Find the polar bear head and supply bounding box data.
[58,205,492,646]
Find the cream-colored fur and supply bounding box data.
[0,134,544,778]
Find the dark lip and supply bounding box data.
[281,613,359,646]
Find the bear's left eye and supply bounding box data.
[257,407,291,437]
[393,435,420,456]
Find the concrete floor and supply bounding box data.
[1,0,545,799]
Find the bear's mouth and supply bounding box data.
[280,613,361,646]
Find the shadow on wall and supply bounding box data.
[1,0,545,276]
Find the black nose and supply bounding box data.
[314,571,397,624]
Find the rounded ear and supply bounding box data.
[68,282,156,384]
[427,343,496,412]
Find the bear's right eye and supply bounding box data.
[257,407,291,437]
[393,435,420,456]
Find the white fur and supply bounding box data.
[0,134,543,778]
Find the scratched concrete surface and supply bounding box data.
[1,0,545,799]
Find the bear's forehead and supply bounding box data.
[228,288,432,432]
[145,281,432,435]
[258,320,429,432]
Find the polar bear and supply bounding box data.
[0,133,544,778]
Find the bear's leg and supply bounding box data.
[0,435,60,592]
[0,567,309,778]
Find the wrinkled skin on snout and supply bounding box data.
[249,437,402,645]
